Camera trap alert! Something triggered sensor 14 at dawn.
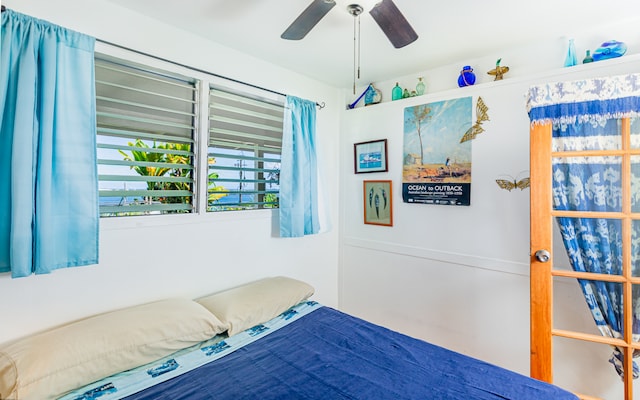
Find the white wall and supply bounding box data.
[349,15,640,103]
[0,0,341,344]
[338,47,640,398]
[3,1,640,398]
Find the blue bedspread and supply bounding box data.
[118,305,576,400]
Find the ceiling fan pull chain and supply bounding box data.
[357,13,361,81]
[352,11,357,94]
[348,4,364,94]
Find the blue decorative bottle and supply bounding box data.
[364,85,375,105]
[592,40,627,61]
[458,66,476,87]
[364,84,381,106]
[564,39,577,67]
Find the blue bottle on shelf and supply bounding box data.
[364,85,375,105]
[564,39,577,67]
[458,66,476,87]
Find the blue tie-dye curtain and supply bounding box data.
[279,96,320,237]
[552,124,640,379]
[0,10,99,278]
[528,73,640,378]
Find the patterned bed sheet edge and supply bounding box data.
[59,301,323,400]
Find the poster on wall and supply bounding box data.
[402,97,473,206]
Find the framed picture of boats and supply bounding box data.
[354,139,388,174]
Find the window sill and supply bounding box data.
[99,208,275,231]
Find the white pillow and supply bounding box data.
[0,298,226,400]
[196,276,315,336]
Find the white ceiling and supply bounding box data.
[105,0,640,89]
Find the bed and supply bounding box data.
[0,277,578,400]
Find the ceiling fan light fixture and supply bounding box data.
[356,0,379,12]
[347,4,364,16]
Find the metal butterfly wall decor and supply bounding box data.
[495,175,530,191]
[460,97,490,143]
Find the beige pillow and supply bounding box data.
[196,276,314,336]
[0,298,226,400]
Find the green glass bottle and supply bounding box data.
[392,82,402,101]
[416,77,425,95]
[583,50,594,64]
[402,88,410,98]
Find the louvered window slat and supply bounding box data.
[208,87,283,212]
[96,55,197,217]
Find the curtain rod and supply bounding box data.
[96,38,325,109]
[1,8,325,108]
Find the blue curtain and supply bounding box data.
[279,96,320,237]
[552,133,640,378]
[0,10,98,278]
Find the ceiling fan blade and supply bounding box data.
[369,0,418,48]
[281,0,336,40]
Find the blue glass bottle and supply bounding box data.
[564,39,577,67]
[458,66,476,87]
[364,85,375,105]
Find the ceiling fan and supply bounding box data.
[281,0,418,49]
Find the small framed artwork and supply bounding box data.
[354,139,388,174]
[363,180,393,226]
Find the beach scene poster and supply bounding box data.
[402,97,472,206]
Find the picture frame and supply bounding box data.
[354,139,388,174]
[363,180,393,226]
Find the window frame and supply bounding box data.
[95,43,285,227]
[95,54,198,217]
[207,84,284,212]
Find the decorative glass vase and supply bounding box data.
[457,66,476,87]
[364,85,381,106]
[564,39,577,67]
[364,85,375,105]
[391,82,402,101]
[416,77,426,95]
[592,40,627,61]
[583,50,594,64]
[402,88,410,98]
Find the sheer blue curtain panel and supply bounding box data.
[279,96,320,237]
[0,10,99,278]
